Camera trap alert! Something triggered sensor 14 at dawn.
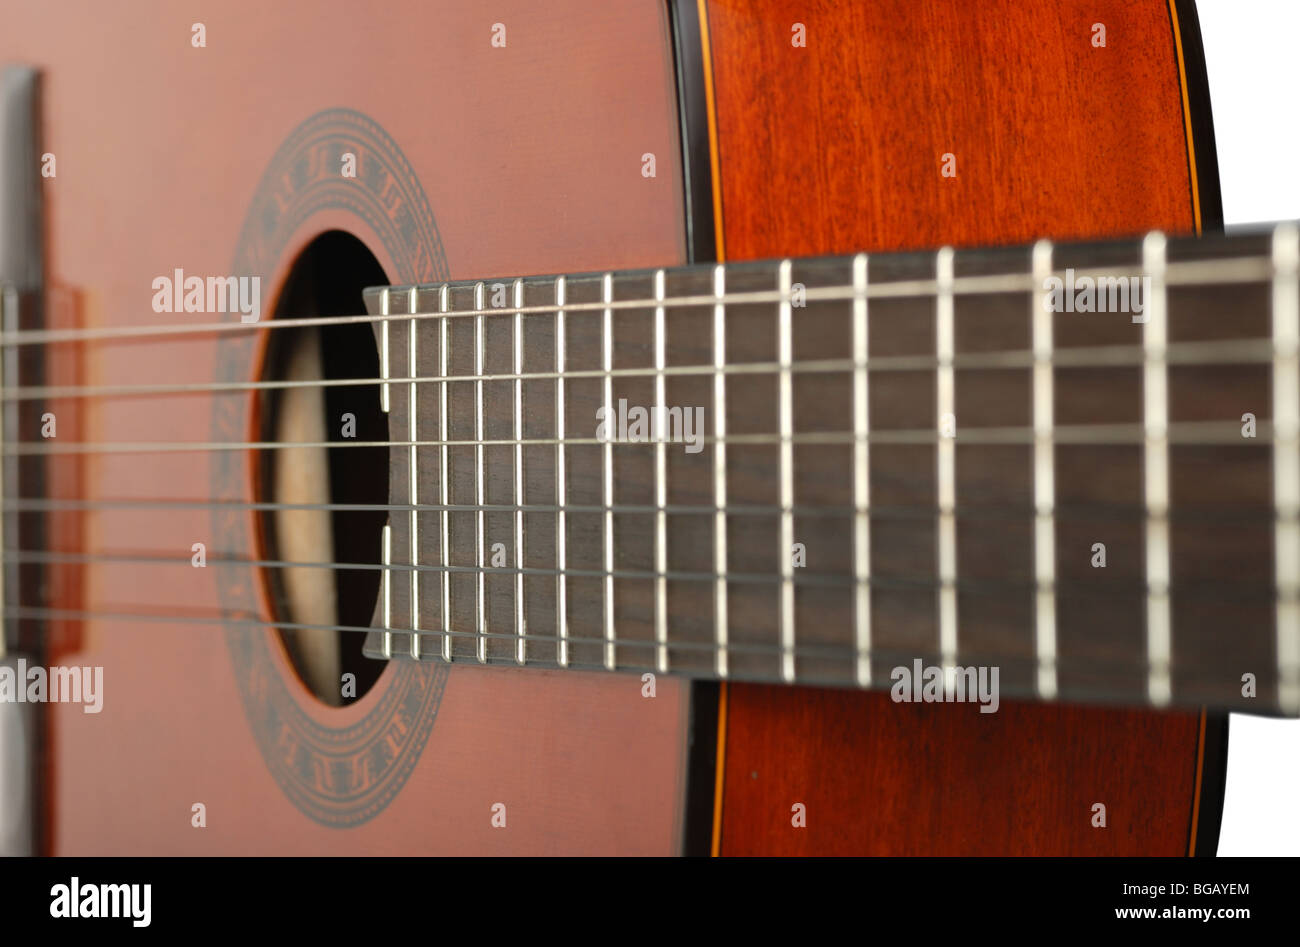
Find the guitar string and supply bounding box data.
[0,252,1277,348]
[0,246,1288,693]
[0,420,1277,454]
[0,497,1276,520]
[3,603,1283,682]
[0,337,1278,402]
[0,548,1280,599]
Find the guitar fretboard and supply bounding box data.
[360,224,1300,717]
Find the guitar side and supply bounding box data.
[696,0,1228,856]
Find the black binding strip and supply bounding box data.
[1194,714,1230,856]
[1172,0,1229,856]
[1173,0,1225,234]
[668,0,723,857]
[668,0,718,266]
[681,679,721,857]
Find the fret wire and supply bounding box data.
[380,290,391,413]
[1032,240,1057,700]
[515,279,528,666]
[5,336,1285,402]
[778,260,795,683]
[474,282,487,663]
[602,273,616,670]
[2,253,1278,349]
[0,288,6,661]
[554,277,568,667]
[852,253,871,687]
[381,287,393,659]
[381,523,393,658]
[712,264,729,679]
[1143,233,1172,707]
[936,247,958,680]
[1273,222,1300,714]
[408,292,421,659]
[654,269,669,674]
[439,285,452,661]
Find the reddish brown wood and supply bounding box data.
[722,687,1199,855]
[6,0,693,855]
[708,0,1197,258]
[707,0,1204,855]
[7,0,1219,856]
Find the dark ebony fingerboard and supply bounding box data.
[360,225,1300,717]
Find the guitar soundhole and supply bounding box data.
[256,230,389,706]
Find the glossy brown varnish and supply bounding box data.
[5,0,692,854]
[706,0,1204,855]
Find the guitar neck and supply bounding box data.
[359,223,1300,717]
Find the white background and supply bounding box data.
[1196,0,1300,856]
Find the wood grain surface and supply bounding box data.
[706,0,1207,855]
[5,0,694,855]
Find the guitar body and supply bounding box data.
[12,0,694,856]
[706,0,1223,856]
[1,0,1225,854]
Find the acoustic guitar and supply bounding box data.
[0,0,1292,857]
